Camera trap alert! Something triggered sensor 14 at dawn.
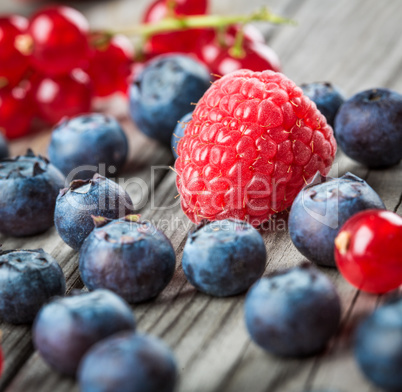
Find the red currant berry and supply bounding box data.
[209,41,280,76]
[129,52,156,85]
[0,15,30,86]
[143,0,209,54]
[143,0,169,22]
[0,84,34,139]
[335,209,402,294]
[144,0,208,22]
[196,25,265,69]
[235,25,265,45]
[32,69,93,125]
[88,34,134,98]
[168,0,208,15]
[28,6,90,76]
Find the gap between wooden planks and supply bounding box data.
[0,120,174,391]
[2,0,402,391]
[0,0,302,388]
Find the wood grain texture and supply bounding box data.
[0,120,173,390]
[2,0,402,391]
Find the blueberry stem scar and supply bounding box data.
[335,231,351,255]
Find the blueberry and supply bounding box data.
[0,149,65,237]
[79,215,176,303]
[79,332,177,392]
[0,247,65,324]
[33,289,136,376]
[171,111,192,159]
[54,174,134,251]
[335,88,402,168]
[48,113,128,181]
[301,82,345,128]
[182,219,266,297]
[245,263,341,357]
[354,296,402,391]
[289,172,385,267]
[0,133,8,159]
[129,54,211,146]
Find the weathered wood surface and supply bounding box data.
[1,0,402,391]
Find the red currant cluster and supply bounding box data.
[0,7,133,139]
[143,0,281,76]
[0,0,282,139]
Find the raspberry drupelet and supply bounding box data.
[175,70,337,226]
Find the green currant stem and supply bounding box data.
[109,7,294,39]
[134,36,149,62]
[0,78,8,89]
[229,28,246,59]
[215,26,228,48]
[90,31,113,49]
[166,0,177,18]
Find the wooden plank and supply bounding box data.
[306,160,402,392]
[0,118,173,390]
[257,0,402,390]
[274,0,402,95]
[3,174,186,392]
[157,0,402,389]
[3,0,402,391]
[366,162,402,212]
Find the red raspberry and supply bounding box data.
[175,70,337,226]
